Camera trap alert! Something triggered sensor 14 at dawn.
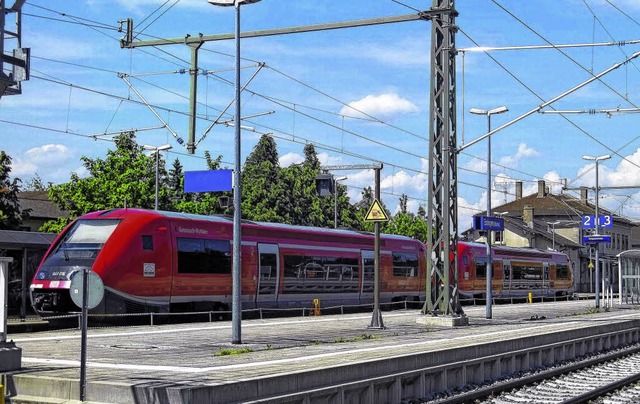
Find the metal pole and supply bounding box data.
[79,267,89,402]
[369,167,384,329]
[231,0,242,344]
[595,160,600,308]
[21,248,27,321]
[154,150,159,210]
[486,114,492,319]
[334,177,338,229]
[0,257,14,344]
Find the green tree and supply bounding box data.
[0,151,29,230]
[42,132,158,232]
[24,173,49,191]
[417,204,426,219]
[279,143,330,226]
[399,194,409,214]
[385,211,430,243]
[241,135,283,222]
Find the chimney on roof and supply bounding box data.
[580,186,589,204]
[523,204,534,228]
[537,180,547,198]
[515,181,523,200]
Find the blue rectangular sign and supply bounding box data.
[473,216,504,231]
[581,215,595,229]
[184,170,233,192]
[599,214,613,228]
[583,235,611,244]
[582,214,613,229]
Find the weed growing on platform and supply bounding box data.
[215,348,253,356]
[570,307,600,316]
[333,334,381,343]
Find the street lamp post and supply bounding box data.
[143,144,172,210]
[470,106,508,319]
[583,154,611,309]
[334,176,347,228]
[207,0,262,344]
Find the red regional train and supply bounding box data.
[455,242,574,301]
[30,208,427,315]
[30,208,574,316]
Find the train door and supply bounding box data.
[542,261,550,296]
[256,243,280,306]
[360,250,375,303]
[502,259,512,296]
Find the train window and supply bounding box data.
[282,254,359,294]
[392,252,418,277]
[556,263,569,279]
[475,258,487,278]
[177,237,231,274]
[142,235,153,251]
[49,219,120,261]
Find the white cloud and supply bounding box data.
[110,0,210,14]
[25,144,71,165]
[278,151,344,167]
[317,152,344,166]
[279,152,304,167]
[339,93,418,119]
[30,33,102,60]
[498,143,539,167]
[10,144,75,184]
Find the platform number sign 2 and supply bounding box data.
[581,214,613,229]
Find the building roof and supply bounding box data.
[0,229,56,249]
[492,190,637,227]
[18,191,67,219]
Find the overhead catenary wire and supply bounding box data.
[16,1,640,211]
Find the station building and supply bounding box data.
[463,180,640,294]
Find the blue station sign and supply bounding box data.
[583,235,612,244]
[473,216,504,232]
[184,170,233,193]
[581,214,613,229]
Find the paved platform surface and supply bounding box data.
[4,300,640,403]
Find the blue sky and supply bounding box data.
[3,0,640,231]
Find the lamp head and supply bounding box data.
[488,106,508,115]
[207,0,262,6]
[470,106,508,116]
[143,144,173,152]
[469,108,487,115]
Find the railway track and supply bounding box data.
[428,344,640,404]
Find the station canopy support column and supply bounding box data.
[617,250,640,305]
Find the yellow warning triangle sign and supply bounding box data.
[365,198,389,222]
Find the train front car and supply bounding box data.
[30,209,172,316]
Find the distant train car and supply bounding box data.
[456,241,574,300]
[30,208,427,315]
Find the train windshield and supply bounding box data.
[52,219,120,260]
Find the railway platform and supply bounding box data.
[3,300,640,403]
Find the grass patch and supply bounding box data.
[333,334,381,343]
[214,348,253,356]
